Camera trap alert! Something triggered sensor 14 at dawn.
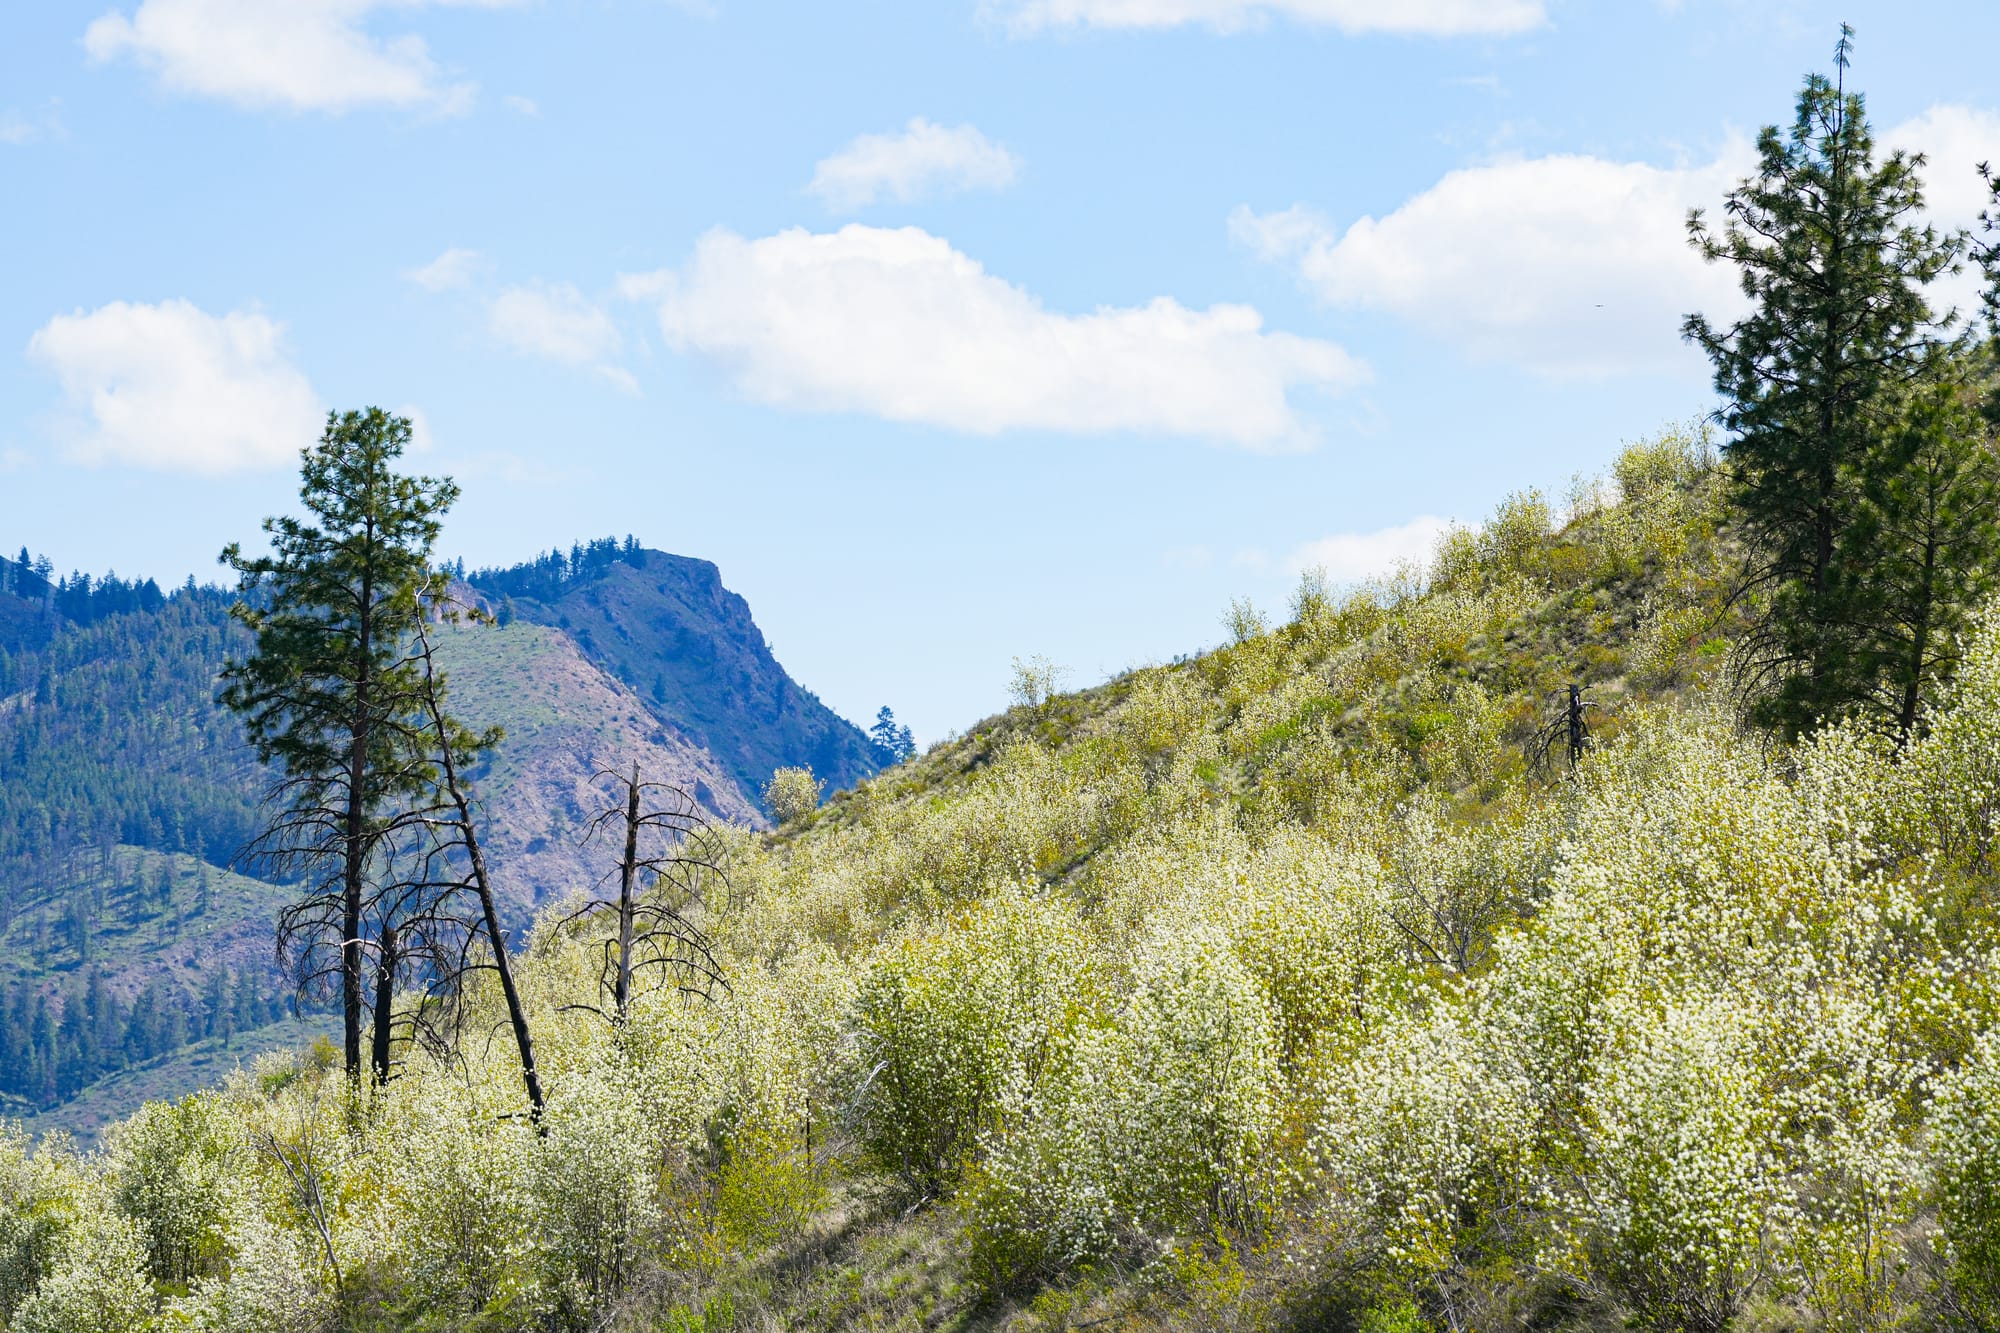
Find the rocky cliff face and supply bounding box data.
[472,548,880,808]
[432,619,760,919]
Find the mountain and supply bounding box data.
[467,538,881,802]
[429,616,759,910]
[0,541,858,1131]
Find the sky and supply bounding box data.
[4,0,1999,745]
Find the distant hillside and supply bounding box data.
[433,618,761,913]
[469,538,880,804]
[0,536,850,1127]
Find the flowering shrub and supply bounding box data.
[2,446,1996,1328]
[852,889,1098,1193]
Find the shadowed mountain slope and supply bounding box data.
[469,542,880,805]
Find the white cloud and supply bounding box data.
[1237,103,2000,380]
[83,0,520,113]
[987,0,1544,36]
[486,282,635,392]
[398,403,437,453]
[1286,515,1453,582]
[1232,143,1758,379]
[0,103,63,145]
[406,246,485,293]
[504,93,539,116]
[1885,104,2000,322]
[621,224,1367,448]
[26,299,325,473]
[808,118,1021,211]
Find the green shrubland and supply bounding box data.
[6,424,2000,1330]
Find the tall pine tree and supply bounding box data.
[1684,27,1968,738]
[219,408,458,1082]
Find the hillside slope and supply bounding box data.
[0,542,824,1127]
[9,433,1999,1333]
[435,618,761,914]
[469,542,880,803]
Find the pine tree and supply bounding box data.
[1684,27,1968,737]
[219,408,459,1082]
[1849,360,2000,742]
[869,706,914,765]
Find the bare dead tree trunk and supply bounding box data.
[614,764,640,1023]
[341,552,376,1082]
[559,765,727,1029]
[370,921,398,1085]
[412,613,545,1122]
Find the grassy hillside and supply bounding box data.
[0,846,294,995]
[5,431,1999,1333]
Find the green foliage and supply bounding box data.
[105,1094,236,1290]
[7,421,2000,1332]
[763,766,823,825]
[853,891,1097,1195]
[1936,1033,2000,1323]
[1685,37,1980,740]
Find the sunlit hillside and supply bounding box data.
[7,425,1997,1332]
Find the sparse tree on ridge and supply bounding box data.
[1684,26,1971,738]
[869,706,917,766]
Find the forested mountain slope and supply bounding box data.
[0,543,841,1129]
[468,539,881,804]
[16,428,1997,1332]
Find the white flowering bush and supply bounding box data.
[105,1094,239,1292]
[0,1129,82,1326]
[967,922,1281,1284]
[1935,1033,2000,1323]
[3,451,1998,1328]
[852,889,1099,1192]
[5,1206,151,1333]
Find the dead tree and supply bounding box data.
[405,602,547,1121]
[1529,682,1603,775]
[558,765,728,1028]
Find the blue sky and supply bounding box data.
[4,0,1999,745]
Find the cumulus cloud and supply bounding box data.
[1231,144,1758,379]
[83,0,520,113]
[1236,103,2000,380]
[1885,104,2000,321]
[808,118,1021,211]
[620,224,1367,448]
[987,0,1544,35]
[486,282,635,392]
[0,112,35,145]
[1286,515,1453,582]
[26,299,325,473]
[406,246,485,292]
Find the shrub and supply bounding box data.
[1935,1034,2000,1322]
[853,890,1098,1194]
[764,765,823,823]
